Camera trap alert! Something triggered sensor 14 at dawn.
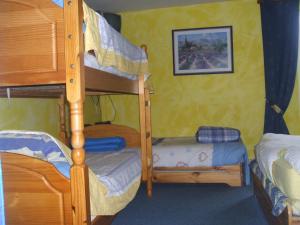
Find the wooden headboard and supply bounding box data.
[84,124,141,148]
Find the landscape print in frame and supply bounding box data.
[172,26,234,75]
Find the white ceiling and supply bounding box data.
[85,0,230,13]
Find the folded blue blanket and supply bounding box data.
[85,144,125,152]
[84,137,126,152]
[196,126,240,143]
[85,136,126,146]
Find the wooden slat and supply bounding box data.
[153,164,243,187]
[155,165,241,172]
[85,67,139,94]
[0,85,65,98]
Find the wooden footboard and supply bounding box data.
[153,164,243,187]
[252,171,300,225]
[0,152,72,225]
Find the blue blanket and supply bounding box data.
[84,137,126,152]
[0,131,70,178]
[213,141,250,185]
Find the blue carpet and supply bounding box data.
[112,183,268,225]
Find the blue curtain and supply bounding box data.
[260,0,299,134]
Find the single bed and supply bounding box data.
[0,0,153,224]
[252,133,300,225]
[148,137,249,189]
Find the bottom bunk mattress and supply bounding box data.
[0,130,141,216]
[152,137,250,185]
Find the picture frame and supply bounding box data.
[172,26,234,75]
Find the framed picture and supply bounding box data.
[172,26,234,75]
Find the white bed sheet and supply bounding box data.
[86,148,141,196]
[153,137,213,167]
[255,133,300,182]
[84,53,138,80]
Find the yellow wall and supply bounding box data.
[96,0,300,158]
[0,97,103,139]
[0,98,60,136]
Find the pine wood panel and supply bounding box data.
[153,164,243,187]
[0,152,72,225]
[0,0,66,86]
[252,171,300,225]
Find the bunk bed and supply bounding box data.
[251,133,300,225]
[0,0,153,224]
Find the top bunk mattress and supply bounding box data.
[53,0,150,80]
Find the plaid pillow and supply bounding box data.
[196,126,240,143]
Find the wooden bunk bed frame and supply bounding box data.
[252,171,300,225]
[0,0,152,224]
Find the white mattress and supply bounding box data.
[255,133,300,182]
[85,148,141,196]
[84,53,138,80]
[153,137,214,167]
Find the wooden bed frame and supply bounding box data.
[152,164,243,187]
[145,140,243,194]
[0,0,152,224]
[252,171,300,225]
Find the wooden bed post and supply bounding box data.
[59,94,68,145]
[138,75,147,181]
[64,0,91,225]
[145,88,153,197]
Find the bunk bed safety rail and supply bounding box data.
[52,0,150,79]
